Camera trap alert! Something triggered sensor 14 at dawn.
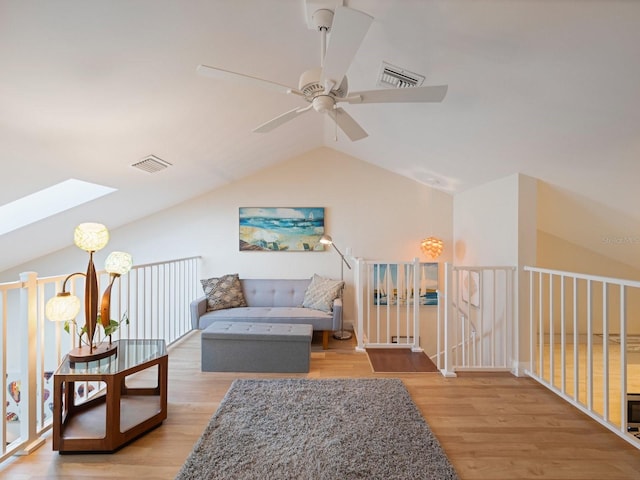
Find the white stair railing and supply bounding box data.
[439,264,517,376]
[355,258,426,353]
[0,256,200,463]
[525,266,640,448]
[109,257,200,345]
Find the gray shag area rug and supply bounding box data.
[175,378,459,480]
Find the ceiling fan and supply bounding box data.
[197,1,447,141]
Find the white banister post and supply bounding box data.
[620,285,628,434]
[411,258,422,352]
[436,289,441,369]
[512,267,519,376]
[355,258,366,352]
[18,272,45,455]
[441,263,456,377]
[528,268,534,377]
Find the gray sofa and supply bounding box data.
[190,278,342,350]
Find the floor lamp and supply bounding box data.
[319,234,352,340]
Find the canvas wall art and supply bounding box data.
[239,207,325,252]
[372,262,438,306]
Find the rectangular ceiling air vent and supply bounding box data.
[131,155,172,173]
[377,62,425,89]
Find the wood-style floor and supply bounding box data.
[366,347,439,372]
[3,331,640,480]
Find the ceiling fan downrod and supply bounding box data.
[312,9,334,67]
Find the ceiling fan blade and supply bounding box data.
[253,106,312,133]
[320,7,373,89]
[197,64,303,96]
[344,85,448,104]
[327,107,368,141]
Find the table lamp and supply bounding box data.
[45,223,132,362]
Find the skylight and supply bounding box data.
[0,179,116,236]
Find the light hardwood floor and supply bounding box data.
[3,331,640,480]
[536,343,640,428]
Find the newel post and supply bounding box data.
[17,271,46,455]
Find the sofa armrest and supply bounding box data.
[190,296,208,330]
[331,297,343,331]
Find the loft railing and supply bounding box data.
[0,256,200,463]
[354,258,444,356]
[438,265,517,376]
[353,259,516,377]
[354,258,426,353]
[525,266,640,448]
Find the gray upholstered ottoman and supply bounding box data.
[201,322,313,373]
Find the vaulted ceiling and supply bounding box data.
[1,0,639,273]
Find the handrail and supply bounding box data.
[525,266,640,287]
[0,256,200,463]
[354,258,424,353]
[525,265,640,449]
[120,256,203,270]
[440,264,517,376]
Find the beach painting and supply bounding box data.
[418,262,439,306]
[372,263,396,305]
[239,207,325,252]
[372,262,438,306]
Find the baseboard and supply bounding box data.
[511,360,531,377]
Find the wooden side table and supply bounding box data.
[52,339,168,453]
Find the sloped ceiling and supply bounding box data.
[1,0,639,273]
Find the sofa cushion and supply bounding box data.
[302,274,344,313]
[201,274,247,312]
[190,278,343,334]
[198,306,333,331]
[241,278,310,307]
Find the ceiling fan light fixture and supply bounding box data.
[313,95,335,113]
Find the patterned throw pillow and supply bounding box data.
[302,274,344,313]
[200,274,247,312]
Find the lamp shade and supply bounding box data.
[45,292,81,322]
[74,223,109,252]
[420,236,444,259]
[105,251,133,275]
[319,234,333,245]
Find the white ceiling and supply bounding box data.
[1,0,639,273]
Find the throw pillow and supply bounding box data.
[302,274,344,313]
[200,274,247,312]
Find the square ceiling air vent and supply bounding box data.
[377,62,425,89]
[131,155,171,173]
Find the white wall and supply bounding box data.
[537,183,640,336]
[453,174,521,266]
[516,175,538,372]
[537,182,640,272]
[537,181,640,278]
[453,173,537,373]
[2,147,454,327]
[538,230,640,279]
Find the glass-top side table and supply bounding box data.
[53,339,168,453]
